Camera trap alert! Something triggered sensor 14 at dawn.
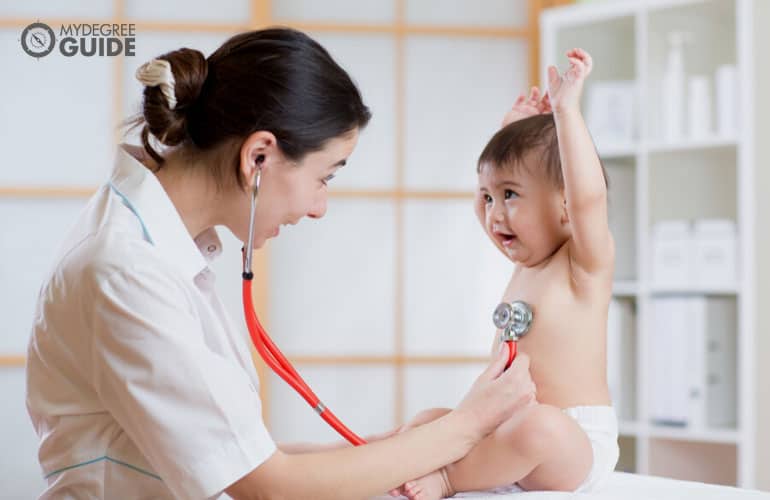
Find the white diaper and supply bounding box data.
[563,405,619,493]
[463,405,619,497]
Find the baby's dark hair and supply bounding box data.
[477,113,608,190]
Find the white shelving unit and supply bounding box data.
[542,0,761,488]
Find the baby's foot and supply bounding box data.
[403,468,454,500]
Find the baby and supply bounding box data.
[393,49,619,499]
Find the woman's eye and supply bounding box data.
[321,174,336,186]
[483,193,493,204]
[504,189,519,200]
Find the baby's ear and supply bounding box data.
[560,197,570,225]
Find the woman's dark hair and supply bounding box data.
[477,113,608,190]
[129,28,371,188]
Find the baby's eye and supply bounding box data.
[321,173,336,186]
[504,189,519,200]
[483,193,493,204]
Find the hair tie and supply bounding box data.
[135,58,177,110]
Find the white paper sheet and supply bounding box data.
[372,472,769,500]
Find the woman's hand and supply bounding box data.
[501,86,552,127]
[452,347,536,443]
[546,47,593,114]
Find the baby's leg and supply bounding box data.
[446,403,592,493]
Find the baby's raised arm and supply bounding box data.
[547,48,613,276]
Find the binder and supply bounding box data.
[650,297,737,429]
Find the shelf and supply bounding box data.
[598,143,638,159]
[543,0,757,489]
[649,284,739,295]
[612,281,639,297]
[620,421,741,444]
[648,424,741,445]
[646,136,739,154]
[619,420,642,436]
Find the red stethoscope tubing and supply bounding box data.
[505,341,516,371]
[242,277,367,446]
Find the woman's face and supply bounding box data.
[232,129,359,249]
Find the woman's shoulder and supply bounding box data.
[48,199,172,301]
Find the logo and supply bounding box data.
[21,22,56,58]
[20,22,136,58]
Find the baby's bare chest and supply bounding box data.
[498,259,607,353]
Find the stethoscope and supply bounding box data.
[493,300,534,370]
[241,166,535,445]
[241,167,367,446]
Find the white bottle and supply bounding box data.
[661,32,690,142]
[715,65,738,138]
[688,75,712,139]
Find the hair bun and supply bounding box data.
[139,47,208,149]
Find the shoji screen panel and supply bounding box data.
[403,200,511,357]
[0,30,114,187]
[125,0,251,24]
[404,364,487,418]
[272,0,396,24]
[269,199,398,357]
[0,1,114,19]
[406,0,529,28]
[309,32,398,190]
[404,36,527,190]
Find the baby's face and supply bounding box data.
[475,160,569,267]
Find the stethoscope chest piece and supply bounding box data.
[493,300,533,342]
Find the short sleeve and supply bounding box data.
[91,266,276,500]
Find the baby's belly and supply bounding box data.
[531,364,611,408]
[518,328,611,409]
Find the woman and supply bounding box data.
[26,28,535,500]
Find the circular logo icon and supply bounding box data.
[21,22,56,58]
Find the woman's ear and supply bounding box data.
[239,130,278,188]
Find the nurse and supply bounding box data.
[26,28,535,499]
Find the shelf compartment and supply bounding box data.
[648,148,737,227]
[648,439,737,486]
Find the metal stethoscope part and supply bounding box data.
[493,300,533,369]
[242,168,366,446]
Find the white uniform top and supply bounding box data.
[26,144,276,499]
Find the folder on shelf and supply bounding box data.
[704,298,737,428]
[650,297,737,429]
[650,297,688,426]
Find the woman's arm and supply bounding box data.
[226,350,535,500]
[278,429,400,454]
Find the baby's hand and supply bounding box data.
[546,48,593,113]
[501,86,552,127]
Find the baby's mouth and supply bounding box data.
[493,228,518,248]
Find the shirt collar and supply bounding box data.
[110,144,222,281]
